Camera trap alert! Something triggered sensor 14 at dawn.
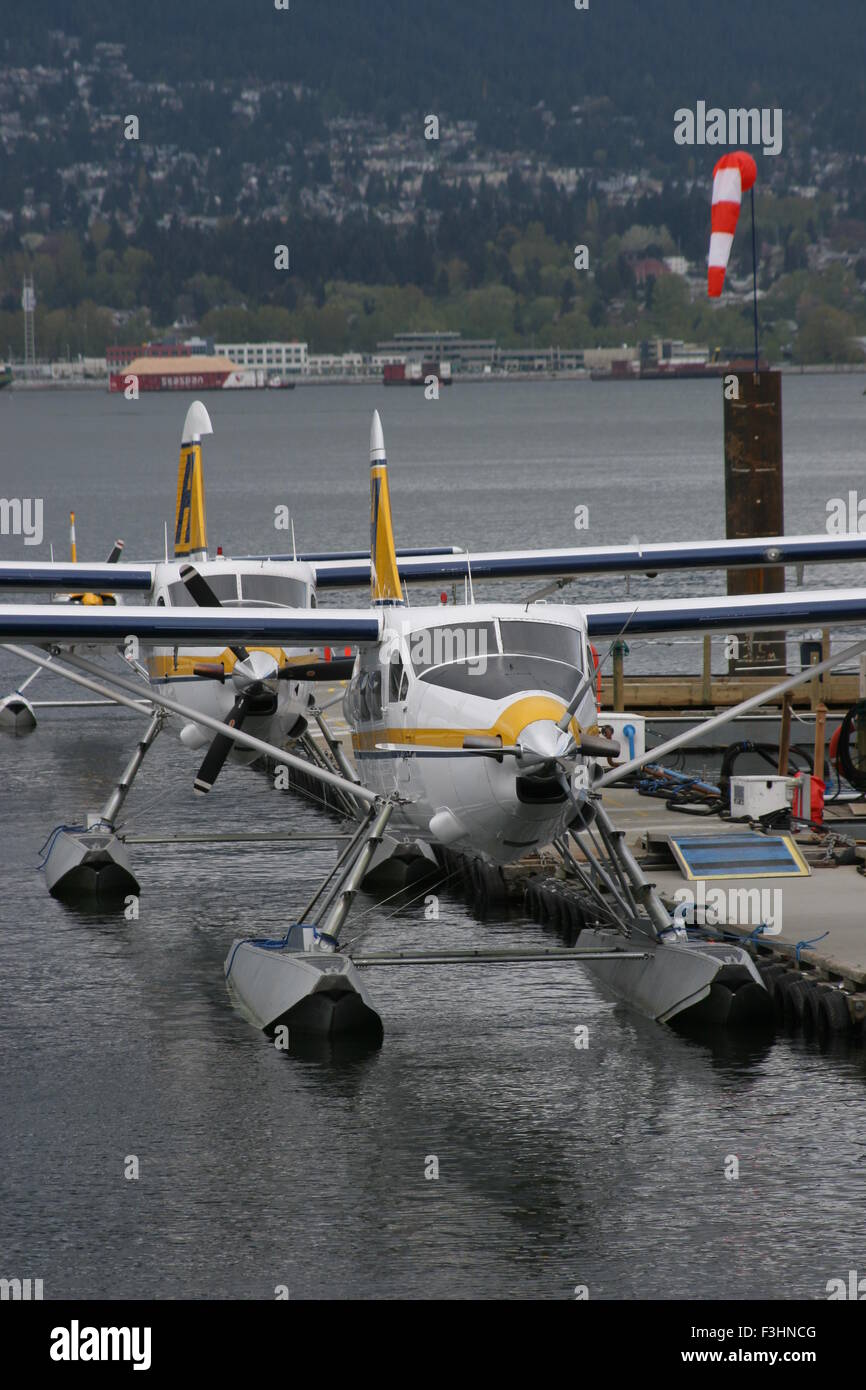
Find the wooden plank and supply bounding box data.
[599,673,859,711]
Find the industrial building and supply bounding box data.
[214,341,309,376]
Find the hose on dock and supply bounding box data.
[834,701,866,793]
[719,739,817,789]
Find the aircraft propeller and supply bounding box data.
[179,564,278,793]
[178,564,355,792]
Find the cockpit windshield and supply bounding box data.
[167,574,239,606]
[499,620,582,669]
[238,574,307,607]
[166,573,307,608]
[411,618,582,701]
[408,622,496,675]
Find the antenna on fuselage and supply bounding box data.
[465,548,475,605]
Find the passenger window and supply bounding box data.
[368,670,383,722]
[343,679,358,726]
[356,671,384,723]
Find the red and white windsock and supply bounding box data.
[708,151,757,297]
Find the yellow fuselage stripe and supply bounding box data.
[146,645,299,679]
[351,696,579,750]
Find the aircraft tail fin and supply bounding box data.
[369,410,403,606]
[174,401,212,560]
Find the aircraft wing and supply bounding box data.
[309,533,866,588]
[0,604,381,646]
[0,551,463,590]
[583,588,866,638]
[240,546,462,562]
[0,562,156,591]
[8,535,862,594]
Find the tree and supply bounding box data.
[784,230,809,274]
[795,305,863,365]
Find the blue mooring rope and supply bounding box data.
[795,931,830,963]
[37,823,86,867]
[225,931,293,981]
[225,925,339,981]
[744,923,773,943]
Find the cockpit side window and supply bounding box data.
[359,669,383,723]
[389,654,409,703]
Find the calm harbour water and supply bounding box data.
[1,378,865,1300]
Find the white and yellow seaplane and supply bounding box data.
[0,401,370,898]
[5,410,866,1040]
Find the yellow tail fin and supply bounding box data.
[174,401,212,560]
[369,410,403,606]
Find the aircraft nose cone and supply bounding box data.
[517,719,573,765]
[232,650,279,692]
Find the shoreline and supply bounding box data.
[5,362,866,391]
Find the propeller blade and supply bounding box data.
[192,662,226,682]
[106,540,124,564]
[576,733,621,759]
[279,657,356,682]
[179,564,249,663]
[463,734,504,762]
[194,694,249,795]
[376,741,521,757]
[463,734,502,752]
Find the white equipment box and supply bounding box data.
[729,775,796,819]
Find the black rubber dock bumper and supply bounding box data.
[672,963,774,1028]
[758,962,859,1036]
